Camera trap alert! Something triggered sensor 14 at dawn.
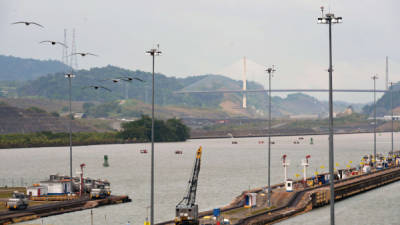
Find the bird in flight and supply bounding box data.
[82,85,111,92]
[118,76,145,82]
[11,21,44,28]
[102,76,144,83]
[71,52,98,57]
[40,40,68,48]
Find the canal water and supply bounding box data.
[0,132,398,224]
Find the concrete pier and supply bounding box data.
[158,165,400,225]
[0,195,131,224]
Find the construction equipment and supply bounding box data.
[175,146,202,225]
[90,184,108,199]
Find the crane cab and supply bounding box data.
[175,204,199,225]
[175,147,202,225]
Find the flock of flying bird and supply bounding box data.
[11,21,145,92]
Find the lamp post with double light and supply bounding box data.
[317,6,342,225]
[146,46,161,225]
[265,66,275,207]
[372,75,378,166]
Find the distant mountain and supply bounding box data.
[17,66,223,107]
[14,64,365,118]
[272,93,364,117]
[0,55,69,81]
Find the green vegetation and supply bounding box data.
[118,115,190,142]
[0,132,120,148]
[26,106,47,114]
[0,115,190,148]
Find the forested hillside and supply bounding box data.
[0,55,69,81]
[16,65,264,109]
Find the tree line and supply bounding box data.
[0,115,190,149]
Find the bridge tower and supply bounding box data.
[242,57,247,108]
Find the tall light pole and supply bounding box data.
[317,6,342,225]
[265,66,275,207]
[372,75,378,166]
[390,82,394,155]
[146,46,161,225]
[65,72,75,193]
[68,52,97,194]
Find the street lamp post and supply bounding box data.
[390,82,394,155]
[265,66,275,207]
[372,75,378,166]
[317,6,342,225]
[146,47,161,225]
[65,72,75,193]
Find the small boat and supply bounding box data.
[140,149,148,154]
[175,150,183,154]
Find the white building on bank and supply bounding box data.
[40,180,73,195]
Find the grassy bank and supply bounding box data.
[0,132,126,149]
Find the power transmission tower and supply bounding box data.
[62,29,69,68]
[69,28,78,70]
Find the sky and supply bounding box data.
[1,0,399,103]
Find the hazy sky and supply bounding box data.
[1,0,399,103]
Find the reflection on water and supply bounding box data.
[0,133,396,224]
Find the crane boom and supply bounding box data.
[175,146,202,225]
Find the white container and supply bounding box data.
[285,180,293,192]
[244,193,257,208]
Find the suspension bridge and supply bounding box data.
[175,57,391,108]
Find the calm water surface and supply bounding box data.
[0,133,398,225]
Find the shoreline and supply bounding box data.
[0,129,393,150]
[191,129,393,139]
